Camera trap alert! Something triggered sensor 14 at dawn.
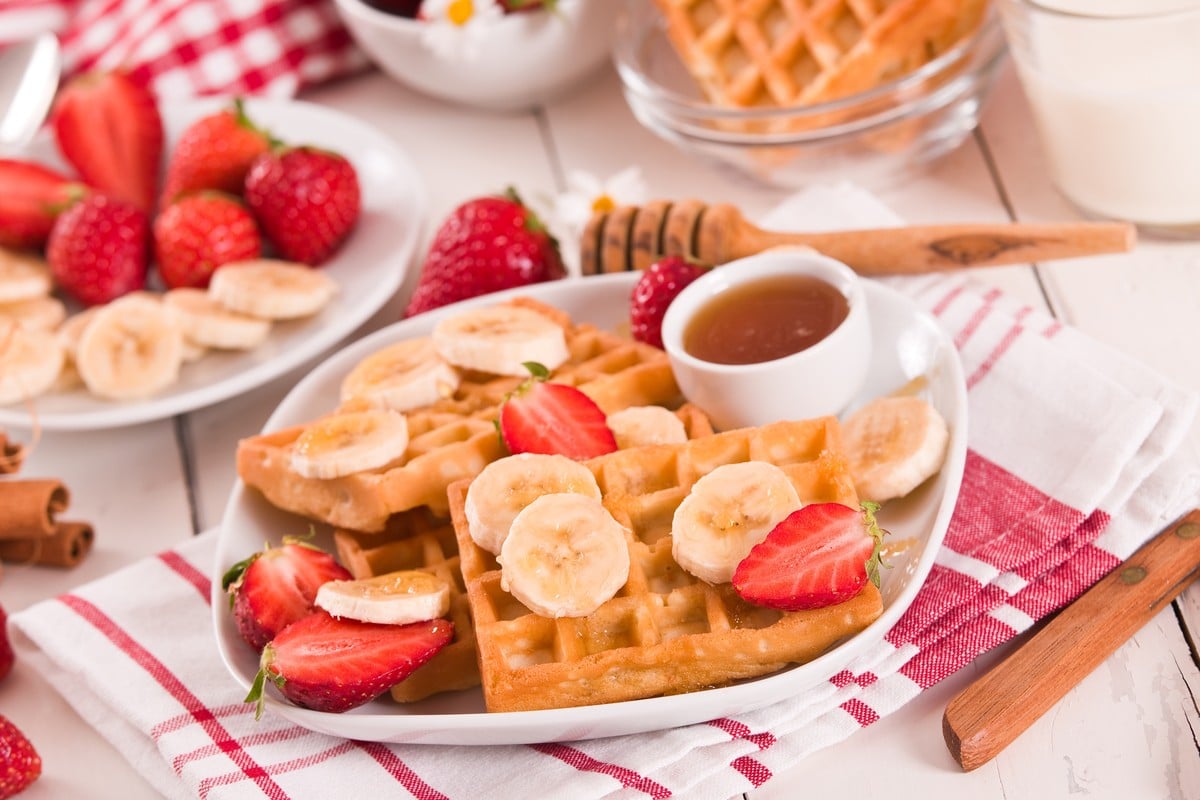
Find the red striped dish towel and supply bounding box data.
[10,185,1199,799]
[0,0,368,97]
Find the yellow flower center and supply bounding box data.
[447,0,474,25]
[591,193,615,214]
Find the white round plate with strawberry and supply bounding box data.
[0,97,425,431]
[214,272,968,745]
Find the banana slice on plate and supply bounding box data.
[0,295,67,331]
[672,461,802,584]
[340,338,461,412]
[0,249,52,303]
[464,452,603,555]
[290,409,410,479]
[75,295,184,400]
[209,259,337,320]
[606,405,688,449]
[163,288,272,350]
[432,305,568,377]
[0,321,65,405]
[315,570,451,625]
[499,492,631,618]
[843,395,950,503]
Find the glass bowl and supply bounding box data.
[614,1,1008,189]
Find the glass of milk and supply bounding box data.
[1000,0,1200,236]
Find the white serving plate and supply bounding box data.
[213,272,967,745]
[0,97,426,431]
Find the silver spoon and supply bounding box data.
[0,33,62,150]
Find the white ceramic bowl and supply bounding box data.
[332,0,615,110]
[661,250,871,431]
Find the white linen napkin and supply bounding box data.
[11,185,1199,800]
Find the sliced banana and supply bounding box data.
[464,452,602,555]
[209,259,337,320]
[0,249,52,303]
[315,570,451,625]
[56,305,101,359]
[74,296,184,400]
[0,295,67,331]
[843,395,950,503]
[290,409,410,479]
[432,305,568,377]
[0,321,65,405]
[671,461,802,584]
[163,288,272,350]
[340,338,461,412]
[606,406,688,450]
[499,493,631,618]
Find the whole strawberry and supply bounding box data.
[0,714,41,798]
[244,146,360,265]
[629,255,709,349]
[154,192,262,289]
[47,194,149,307]
[0,603,12,683]
[161,99,274,206]
[0,159,83,251]
[405,191,566,317]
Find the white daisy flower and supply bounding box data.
[550,167,649,276]
[420,0,505,62]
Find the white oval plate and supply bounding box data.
[0,97,426,431]
[214,272,967,745]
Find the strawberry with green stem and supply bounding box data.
[0,159,84,251]
[161,98,276,206]
[498,362,617,460]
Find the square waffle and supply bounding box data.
[448,416,884,713]
[236,298,682,533]
[332,404,716,703]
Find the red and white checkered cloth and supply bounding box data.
[0,0,368,97]
[11,186,1200,799]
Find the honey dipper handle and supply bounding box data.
[942,509,1200,772]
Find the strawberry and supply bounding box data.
[629,254,709,349]
[243,146,360,265]
[0,603,12,683]
[404,190,566,317]
[0,159,83,251]
[50,70,163,213]
[47,194,149,307]
[161,99,274,206]
[0,715,41,798]
[154,192,262,289]
[222,539,353,652]
[498,362,617,459]
[246,611,453,716]
[733,502,886,611]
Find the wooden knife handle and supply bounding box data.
[942,508,1200,771]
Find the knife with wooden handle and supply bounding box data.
[942,508,1200,771]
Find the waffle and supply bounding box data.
[333,404,716,703]
[236,298,682,533]
[449,416,884,713]
[653,0,988,109]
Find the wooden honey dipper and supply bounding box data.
[580,199,1136,275]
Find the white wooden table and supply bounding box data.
[2,57,1199,800]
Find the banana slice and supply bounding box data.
[499,493,631,618]
[0,295,67,331]
[671,461,802,584]
[340,338,461,412]
[315,570,451,625]
[74,296,184,400]
[464,452,602,555]
[290,409,409,479]
[0,249,52,303]
[606,406,688,449]
[163,288,272,350]
[432,305,568,377]
[0,321,65,405]
[209,259,337,320]
[56,305,100,358]
[843,395,950,503]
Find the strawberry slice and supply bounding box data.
[222,539,352,652]
[498,362,617,460]
[732,502,886,611]
[0,159,83,250]
[246,611,453,716]
[51,70,163,213]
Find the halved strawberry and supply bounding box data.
[0,159,83,251]
[222,539,352,652]
[246,611,453,716]
[51,70,163,213]
[498,362,617,460]
[732,502,886,610]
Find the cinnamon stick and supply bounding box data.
[0,479,69,539]
[0,431,25,475]
[0,520,94,568]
